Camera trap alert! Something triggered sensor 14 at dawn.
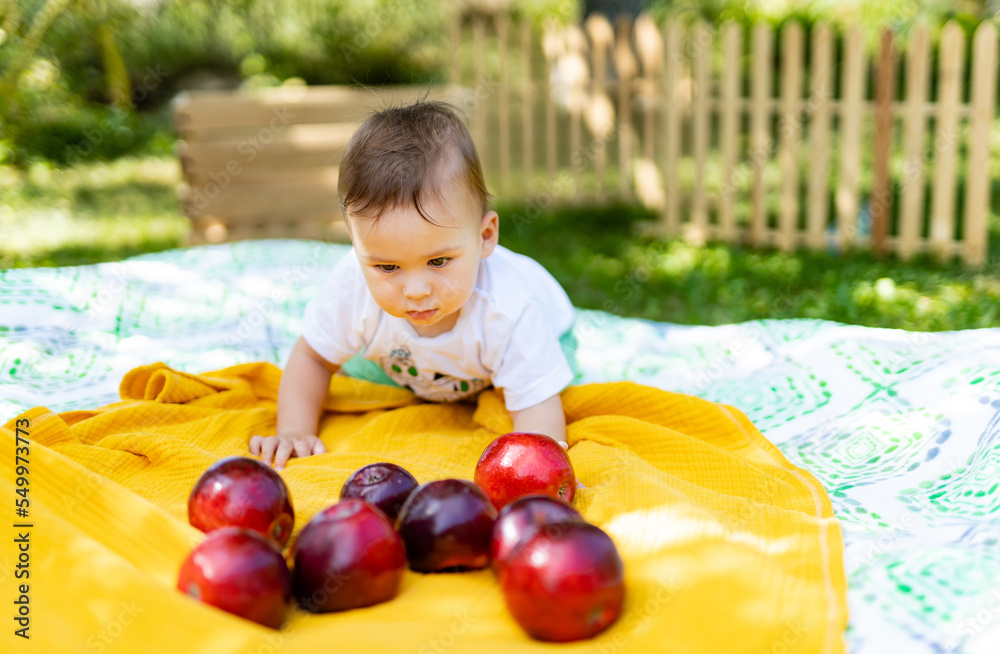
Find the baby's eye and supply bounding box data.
[428,257,451,268]
[376,264,398,273]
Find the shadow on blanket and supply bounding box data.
[1,362,847,653]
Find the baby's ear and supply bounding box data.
[480,210,499,257]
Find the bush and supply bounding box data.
[1,0,454,167]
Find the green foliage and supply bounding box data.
[1,0,453,167]
[497,200,1000,331]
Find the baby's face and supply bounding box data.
[347,181,498,338]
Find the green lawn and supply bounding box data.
[2,155,999,331]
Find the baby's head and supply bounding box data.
[338,100,499,337]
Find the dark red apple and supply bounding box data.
[396,479,498,573]
[500,522,624,642]
[291,498,406,612]
[490,494,583,576]
[177,526,291,629]
[188,456,295,547]
[339,462,418,521]
[475,432,576,511]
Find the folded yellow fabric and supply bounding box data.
[1,362,847,654]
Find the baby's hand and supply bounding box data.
[248,433,327,471]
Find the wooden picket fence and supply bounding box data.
[451,12,999,266]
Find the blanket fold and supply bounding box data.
[1,362,847,653]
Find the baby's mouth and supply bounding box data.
[407,309,438,321]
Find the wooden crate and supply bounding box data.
[172,84,475,245]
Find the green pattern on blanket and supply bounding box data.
[2,240,1000,654]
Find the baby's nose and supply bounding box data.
[403,278,432,299]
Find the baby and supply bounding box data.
[249,100,576,470]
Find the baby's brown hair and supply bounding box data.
[338,99,491,225]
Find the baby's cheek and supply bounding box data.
[369,282,401,314]
[437,271,473,306]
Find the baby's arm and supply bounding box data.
[509,394,568,448]
[249,336,339,470]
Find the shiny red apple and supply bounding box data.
[177,526,291,629]
[475,432,576,511]
[500,522,625,642]
[188,456,295,547]
[490,494,583,576]
[291,498,406,612]
[396,479,498,572]
[339,462,418,521]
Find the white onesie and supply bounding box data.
[301,245,575,412]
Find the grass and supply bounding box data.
[0,156,190,268]
[2,155,999,331]
[496,200,1000,331]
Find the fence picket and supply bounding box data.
[472,14,488,183]
[899,22,930,261]
[690,21,710,241]
[837,25,866,251]
[453,11,995,266]
[661,19,683,236]
[586,14,614,201]
[616,16,636,200]
[806,24,833,250]
[542,20,559,183]
[930,22,965,261]
[964,21,998,267]
[521,20,534,195]
[778,22,803,252]
[872,28,895,257]
[719,22,741,243]
[749,22,773,248]
[496,13,511,194]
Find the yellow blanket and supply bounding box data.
[1,362,847,653]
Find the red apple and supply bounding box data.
[177,526,291,629]
[500,522,624,642]
[475,432,576,511]
[291,498,406,612]
[188,456,294,547]
[396,479,498,572]
[339,462,418,521]
[490,494,583,576]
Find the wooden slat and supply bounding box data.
[187,220,349,246]
[749,22,773,248]
[806,24,833,250]
[690,20,710,240]
[661,19,683,236]
[719,22,741,243]
[898,22,930,261]
[177,139,349,178]
[543,20,559,181]
[181,183,341,222]
[837,25,866,250]
[450,12,461,85]
[929,21,965,261]
[521,20,534,195]
[473,13,487,178]
[634,14,661,162]
[963,21,998,267]
[569,25,584,201]
[178,121,356,149]
[777,22,803,252]
[496,13,511,193]
[586,14,614,202]
[184,166,339,188]
[173,85,472,132]
[872,28,895,258]
[615,15,636,200]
